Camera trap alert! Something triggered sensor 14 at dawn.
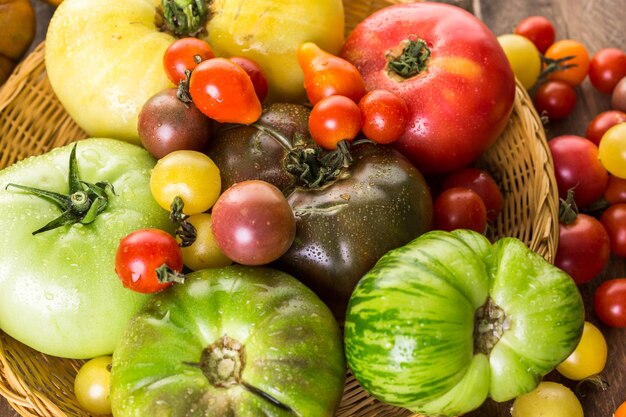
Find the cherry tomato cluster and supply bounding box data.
[499,16,626,122]
[297,42,409,149]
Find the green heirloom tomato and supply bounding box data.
[344,229,584,417]
[0,138,173,358]
[110,265,346,417]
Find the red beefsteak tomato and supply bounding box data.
[340,2,515,175]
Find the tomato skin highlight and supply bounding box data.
[594,278,626,327]
[340,2,515,175]
[189,58,262,124]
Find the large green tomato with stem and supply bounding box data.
[344,229,584,417]
[110,265,346,417]
[0,138,172,358]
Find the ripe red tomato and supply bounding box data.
[229,56,269,103]
[533,80,577,120]
[211,180,296,266]
[514,15,556,53]
[544,39,590,87]
[594,278,626,327]
[605,175,626,204]
[340,2,515,175]
[163,37,215,85]
[613,77,626,112]
[600,203,626,257]
[433,187,487,233]
[549,135,609,209]
[308,95,362,150]
[358,89,409,144]
[585,110,626,146]
[588,48,626,94]
[189,58,262,124]
[440,167,503,222]
[115,228,184,294]
[554,213,611,285]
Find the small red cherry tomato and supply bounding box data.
[309,95,362,150]
[115,228,184,294]
[358,89,409,144]
[588,47,626,94]
[585,110,626,146]
[554,213,611,285]
[600,203,626,257]
[229,56,269,103]
[594,278,626,327]
[549,135,609,209]
[189,58,262,124]
[533,80,577,120]
[514,16,556,54]
[605,175,626,204]
[440,168,503,222]
[433,187,487,233]
[163,37,215,85]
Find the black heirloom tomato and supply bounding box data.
[207,103,433,318]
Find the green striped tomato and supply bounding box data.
[344,229,584,416]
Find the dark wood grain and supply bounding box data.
[2,0,625,416]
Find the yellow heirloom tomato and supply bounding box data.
[46,0,344,144]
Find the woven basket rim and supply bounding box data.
[0,13,558,417]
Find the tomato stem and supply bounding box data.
[558,188,579,225]
[155,263,186,284]
[169,196,197,247]
[161,0,208,37]
[5,143,114,234]
[474,297,508,355]
[386,36,431,79]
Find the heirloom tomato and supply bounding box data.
[600,203,626,257]
[544,39,590,87]
[340,2,515,175]
[163,37,215,85]
[598,122,626,179]
[74,356,113,415]
[345,230,584,416]
[585,110,626,146]
[110,266,346,417]
[439,167,503,222]
[46,0,344,143]
[207,103,433,318]
[533,80,577,120]
[510,382,583,417]
[514,15,555,54]
[588,47,626,94]
[556,321,607,380]
[497,33,542,90]
[613,77,626,112]
[0,139,173,358]
[308,95,362,149]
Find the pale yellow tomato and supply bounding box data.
[497,33,542,90]
[511,381,584,417]
[179,213,232,271]
[556,321,607,380]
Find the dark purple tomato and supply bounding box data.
[138,88,212,159]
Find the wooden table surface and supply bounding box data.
[2,0,625,416]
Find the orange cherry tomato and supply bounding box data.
[544,39,590,86]
[615,401,626,417]
[297,42,366,105]
[189,58,262,124]
[308,95,362,150]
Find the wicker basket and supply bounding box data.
[0,1,558,416]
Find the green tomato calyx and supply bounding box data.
[161,0,208,37]
[386,36,431,80]
[474,297,509,355]
[192,335,297,414]
[5,143,114,235]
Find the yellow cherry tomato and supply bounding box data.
[497,33,542,90]
[556,321,607,380]
[74,356,112,415]
[511,381,583,417]
[180,213,232,271]
[150,150,221,215]
[599,123,626,179]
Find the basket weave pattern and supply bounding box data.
[0,1,557,416]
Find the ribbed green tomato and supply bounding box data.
[0,138,172,358]
[344,229,584,417]
[111,266,346,417]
